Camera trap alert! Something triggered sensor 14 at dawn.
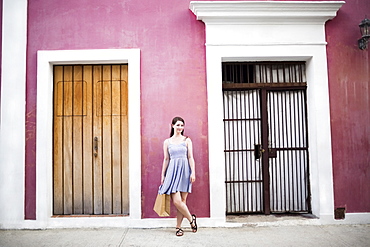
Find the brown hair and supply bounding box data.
[170,116,185,137]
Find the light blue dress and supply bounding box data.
[158,140,192,195]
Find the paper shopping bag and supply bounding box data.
[153,193,170,217]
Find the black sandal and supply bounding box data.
[176,228,184,237]
[190,214,197,233]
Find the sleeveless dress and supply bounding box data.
[158,139,192,195]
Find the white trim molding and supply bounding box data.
[34,49,141,228]
[190,1,346,224]
[189,1,345,24]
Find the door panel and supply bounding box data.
[92,65,103,214]
[268,90,310,213]
[53,64,129,215]
[82,65,94,214]
[53,66,63,215]
[72,66,84,214]
[62,66,73,215]
[223,90,263,213]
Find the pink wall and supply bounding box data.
[25,0,370,219]
[25,0,209,219]
[326,0,370,213]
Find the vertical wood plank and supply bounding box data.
[72,66,83,214]
[53,64,129,216]
[53,66,64,214]
[121,65,130,215]
[102,65,113,214]
[63,66,73,214]
[111,65,122,214]
[93,65,103,214]
[82,65,93,214]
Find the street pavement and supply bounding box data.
[0,224,369,247]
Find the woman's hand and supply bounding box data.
[161,174,165,185]
[190,173,196,183]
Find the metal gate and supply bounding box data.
[222,62,311,214]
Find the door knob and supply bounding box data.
[254,144,265,160]
[94,137,98,157]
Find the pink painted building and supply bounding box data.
[0,0,369,228]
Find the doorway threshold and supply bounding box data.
[226,214,319,227]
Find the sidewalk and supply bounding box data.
[1,224,369,247]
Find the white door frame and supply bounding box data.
[190,1,344,224]
[35,49,142,228]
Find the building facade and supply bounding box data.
[0,0,369,229]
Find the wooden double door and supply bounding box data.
[53,64,129,215]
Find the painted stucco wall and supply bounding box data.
[25,0,209,219]
[326,0,370,213]
[22,0,370,221]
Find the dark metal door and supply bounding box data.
[223,89,263,213]
[222,62,311,214]
[267,89,310,213]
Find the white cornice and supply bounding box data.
[189,1,345,24]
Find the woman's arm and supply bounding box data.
[161,139,170,184]
[186,138,196,183]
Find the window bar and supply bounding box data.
[242,90,247,212]
[273,92,278,212]
[254,89,258,212]
[269,92,274,211]
[226,92,231,213]
[286,91,292,211]
[292,91,298,211]
[231,91,236,213]
[223,92,227,213]
[275,91,281,212]
[269,64,273,83]
[236,91,241,212]
[275,92,280,212]
[296,90,301,211]
[248,90,253,212]
[292,91,301,210]
[301,90,307,211]
[283,91,288,212]
[288,91,294,211]
[223,87,227,213]
[224,91,230,212]
[250,90,255,211]
[257,89,262,212]
[298,89,302,210]
[299,90,304,211]
[251,90,256,212]
[300,90,305,211]
[304,90,310,211]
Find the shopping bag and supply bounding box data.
[153,193,170,217]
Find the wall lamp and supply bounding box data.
[358,18,370,50]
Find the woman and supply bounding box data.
[158,116,197,237]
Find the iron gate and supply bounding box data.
[222,62,311,214]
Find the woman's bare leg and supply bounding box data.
[176,192,191,227]
[171,192,192,228]
[176,210,184,228]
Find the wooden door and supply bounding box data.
[53,65,129,215]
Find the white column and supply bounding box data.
[0,0,28,227]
